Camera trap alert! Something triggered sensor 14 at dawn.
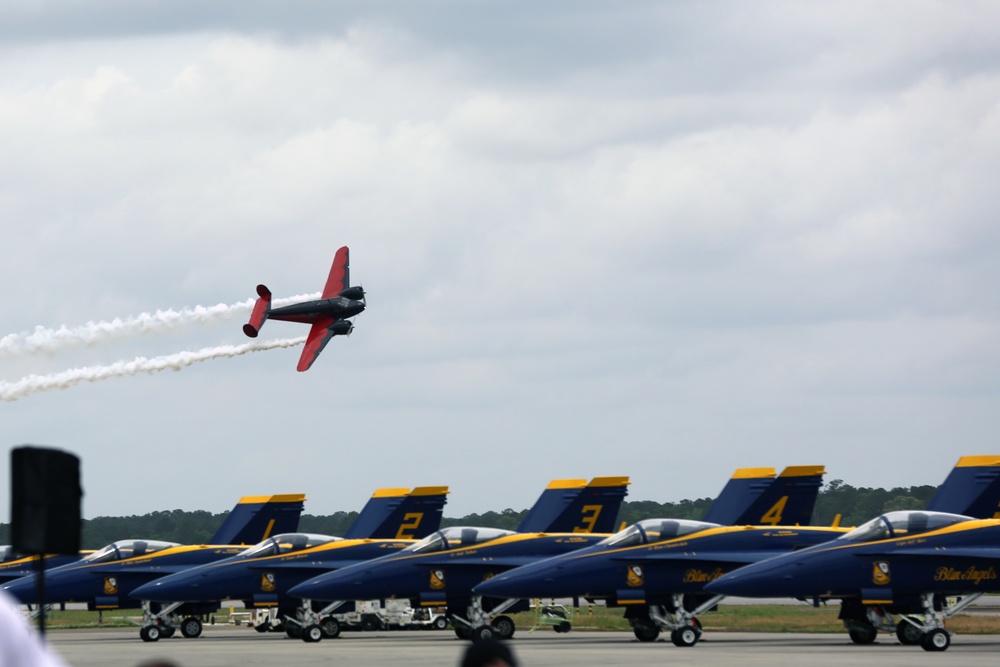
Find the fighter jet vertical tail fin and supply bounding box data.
[342,488,409,540]
[210,493,306,545]
[738,465,826,527]
[926,455,1000,519]
[571,476,630,533]
[243,284,272,337]
[517,477,630,534]
[702,467,777,525]
[516,479,587,533]
[343,486,450,540]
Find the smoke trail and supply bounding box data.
[0,293,320,357]
[0,336,307,402]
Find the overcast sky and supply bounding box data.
[2,1,998,523]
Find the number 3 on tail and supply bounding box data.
[573,505,602,533]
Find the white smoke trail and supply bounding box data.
[0,336,307,402]
[0,293,320,357]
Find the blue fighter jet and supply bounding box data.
[0,549,92,586]
[129,486,449,642]
[707,454,1000,652]
[472,466,831,646]
[0,489,314,587]
[2,493,306,641]
[284,476,631,642]
[473,457,1000,647]
[706,511,1000,651]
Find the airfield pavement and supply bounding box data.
[45,625,1000,667]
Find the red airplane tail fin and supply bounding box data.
[243,284,272,337]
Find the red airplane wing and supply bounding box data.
[297,317,337,372]
[321,246,350,299]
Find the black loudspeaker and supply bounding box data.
[10,446,83,555]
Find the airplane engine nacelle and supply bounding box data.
[330,321,354,336]
[339,286,365,301]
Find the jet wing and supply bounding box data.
[321,246,350,299]
[298,317,337,372]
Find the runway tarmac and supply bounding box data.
[45,626,1000,667]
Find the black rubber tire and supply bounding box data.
[670,625,699,647]
[432,616,448,630]
[285,625,303,639]
[896,619,924,645]
[301,624,323,643]
[632,620,660,642]
[139,626,160,642]
[254,622,270,633]
[454,624,473,640]
[160,626,175,639]
[847,622,877,645]
[471,625,495,643]
[361,615,383,632]
[491,615,515,639]
[180,617,203,639]
[321,617,341,639]
[920,628,950,652]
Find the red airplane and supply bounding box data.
[243,246,366,371]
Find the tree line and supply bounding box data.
[0,480,939,550]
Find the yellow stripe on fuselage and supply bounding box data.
[530,525,850,562]
[194,539,417,568]
[805,518,1000,556]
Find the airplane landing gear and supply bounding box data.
[491,615,516,639]
[321,617,342,638]
[846,619,877,645]
[670,625,699,647]
[631,618,660,642]
[896,618,924,645]
[179,617,203,639]
[921,628,950,652]
[301,624,324,643]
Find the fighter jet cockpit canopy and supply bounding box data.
[599,519,721,549]
[237,533,341,559]
[839,511,974,544]
[404,527,517,555]
[81,540,181,564]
